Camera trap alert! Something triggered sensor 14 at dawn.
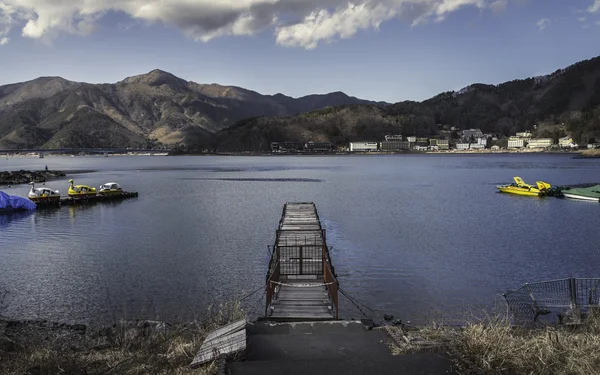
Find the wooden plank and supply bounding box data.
[274,308,331,315]
[204,319,246,343]
[198,329,246,353]
[190,319,247,368]
[277,300,331,306]
[190,330,247,368]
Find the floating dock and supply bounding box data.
[265,202,338,321]
[34,192,139,208]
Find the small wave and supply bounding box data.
[178,177,322,182]
[138,165,339,173]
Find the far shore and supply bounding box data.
[172,148,585,157]
[0,149,592,158]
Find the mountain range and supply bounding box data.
[2,55,600,151]
[205,56,600,152]
[0,70,383,149]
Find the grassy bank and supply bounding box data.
[579,149,600,158]
[0,301,245,375]
[387,310,600,374]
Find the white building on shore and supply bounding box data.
[516,131,532,138]
[508,137,526,149]
[559,136,577,148]
[527,138,553,149]
[349,142,379,152]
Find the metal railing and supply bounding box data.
[503,278,600,322]
[265,250,280,316]
[323,245,339,319]
[265,202,338,319]
[265,243,339,319]
[275,245,323,275]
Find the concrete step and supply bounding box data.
[268,312,334,320]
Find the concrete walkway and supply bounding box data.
[229,321,456,375]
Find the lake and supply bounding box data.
[1,154,599,325]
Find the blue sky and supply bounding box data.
[1,0,600,103]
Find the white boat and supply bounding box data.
[562,185,600,202]
[563,193,600,202]
[98,182,123,196]
[28,182,60,203]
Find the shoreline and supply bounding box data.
[0,148,587,157]
[168,149,584,157]
[3,309,599,375]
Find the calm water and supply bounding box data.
[1,154,599,324]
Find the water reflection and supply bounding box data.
[0,211,34,228]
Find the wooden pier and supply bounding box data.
[34,192,139,208]
[265,202,338,321]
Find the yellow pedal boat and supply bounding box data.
[68,179,97,198]
[98,182,123,196]
[497,177,552,197]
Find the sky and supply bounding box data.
[1,0,600,103]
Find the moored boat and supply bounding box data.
[98,182,123,196]
[561,185,600,202]
[497,177,552,197]
[68,179,97,198]
[28,182,60,203]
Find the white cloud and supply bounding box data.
[589,0,600,13]
[0,0,488,49]
[536,18,550,31]
[488,0,507,14]
[0,1,15,45]
[275,3,396,49]
[578,17,587,22]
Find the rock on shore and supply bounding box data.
[0,170,66,185]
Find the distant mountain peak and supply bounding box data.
[121,69,186,88]
[301,91,349,99]
[149,68,168,74]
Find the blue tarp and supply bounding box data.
[0,191,37,212]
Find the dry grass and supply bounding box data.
[580,149,600,158]
[0,301,244,375]
[387,310,600,375]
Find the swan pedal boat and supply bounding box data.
[98,182,123,196]
[497,177,552,197]
[68,179,97,198]
[28,182,60,203]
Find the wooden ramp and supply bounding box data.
[190,319,247,368]
[265,203,338,321]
